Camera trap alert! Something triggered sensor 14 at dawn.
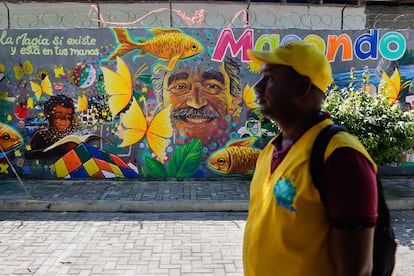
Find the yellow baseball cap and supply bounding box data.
[247,40,333,92]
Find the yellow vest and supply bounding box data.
[243,119,376,276]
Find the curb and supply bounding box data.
[0,200,250,213]
[1,198,413,212]
[387,198,414,211]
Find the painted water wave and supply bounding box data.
[333,64,414,91]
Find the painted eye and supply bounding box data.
[207,83,219,89]
[218,158,225,165]
[191,44,198,51]
[203,80,224,95]
[168,83,190,93]
[2,132,10,140]
[175,84,189,90]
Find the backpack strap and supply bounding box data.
[310,124,397,275]
[310,124,347,204]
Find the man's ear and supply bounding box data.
[296,76,312,96]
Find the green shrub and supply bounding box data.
[322,90,414,165]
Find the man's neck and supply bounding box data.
[279,111,323,143]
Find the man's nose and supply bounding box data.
[253,78,264,95]
[186,82,207,109]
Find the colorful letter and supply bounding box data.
[212,29,253,62]
[379,31,406,61]
[255,34,280,51]
[354,29,379,60]
[303,34,326,54]
[326,34,353,62]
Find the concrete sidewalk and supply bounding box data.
[0,176,413,212]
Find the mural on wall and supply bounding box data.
[1,28,414,179]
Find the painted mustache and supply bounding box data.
[171,107,220,120]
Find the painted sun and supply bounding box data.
[247,61,261,74]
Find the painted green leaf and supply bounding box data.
[104,137,129,154]
[137,74,152,84]
[144,155,167,178]
[140,165,148,178]
[167,139,202,178]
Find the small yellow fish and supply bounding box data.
[0,123,23,154]
[207,137,260,175]
[108,28,203,72]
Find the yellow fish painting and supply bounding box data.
[119,97,173,164]
[0,123,23,155]
[108,28,204,72]
[207,137,260,175]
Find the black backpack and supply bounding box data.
[310,124,397,276]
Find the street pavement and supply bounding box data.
[0,176,413,275]
[0,211,413,276]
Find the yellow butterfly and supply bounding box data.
[100,56,132,119]
[0,63,5,81]
[54,65,65,78]
[243,84,259,109]
[119,98,172,163]
[379,68,411,105]
[30,75,53,100]
[27,97,34,109]
[76,95,88,112]
[14,60,33,80]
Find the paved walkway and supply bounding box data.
[0,176,413,212]
[0,211,413,276]
[0,177,413,275]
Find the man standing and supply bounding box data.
[243,41,378,276]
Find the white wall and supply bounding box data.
[0,1,366,29]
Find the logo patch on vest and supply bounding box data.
[273,178,297,211]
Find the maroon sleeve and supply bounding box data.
[324,147,378,228]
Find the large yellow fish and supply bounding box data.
[207,137,260,175]
[0,122,23,154]
[108,28,204,72]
